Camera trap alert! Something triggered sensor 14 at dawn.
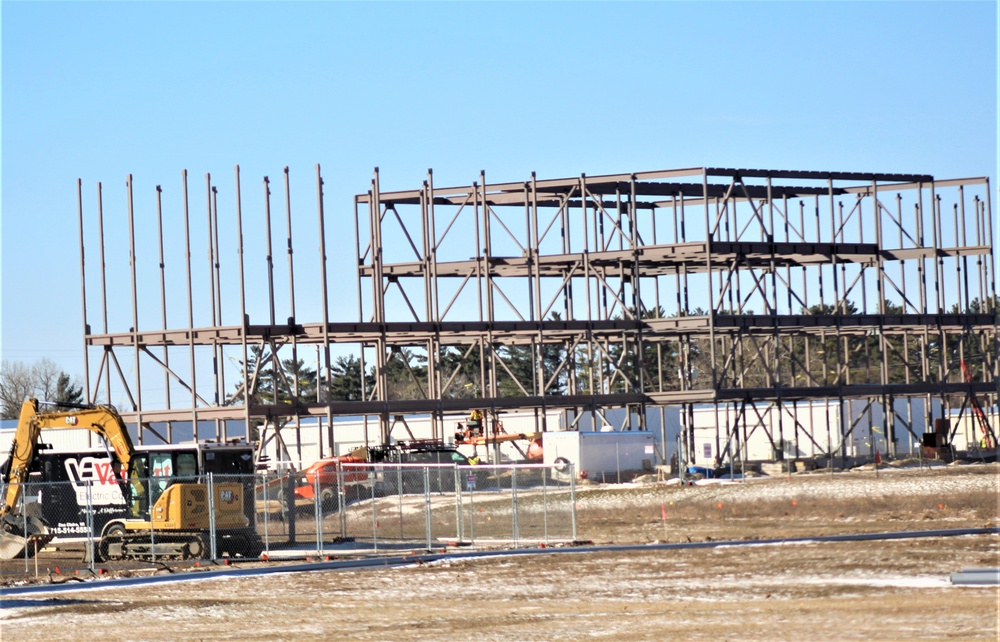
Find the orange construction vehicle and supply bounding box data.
[289,454,371,512]
[454,411,542,460]
[960,360,997,450]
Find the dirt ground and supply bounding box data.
[1,461,998,641]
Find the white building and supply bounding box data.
[687,398,944,466]
[3,396,991,475]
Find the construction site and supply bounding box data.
[0,165,998,638]
[66,165,996,468]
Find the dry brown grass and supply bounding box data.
[571,464,999,544]
[3,535,997,642]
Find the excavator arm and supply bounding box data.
[0,398,135,559]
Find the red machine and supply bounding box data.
[960,360,996,450]
[292,454,370,510]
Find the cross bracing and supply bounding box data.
[77,166,997,466]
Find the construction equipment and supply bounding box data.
[0,398,262,561]
[1,398,133,558]
[454,411,541,461]
[960,360,997,450]
[285,453,370,514]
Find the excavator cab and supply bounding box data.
[125,455,149,519]
[118,450,197,520]
[147,452,175,514]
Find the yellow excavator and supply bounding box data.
[0,398,262,561]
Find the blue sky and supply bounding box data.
[2,1,997,392]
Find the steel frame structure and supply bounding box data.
[78,166,998,467]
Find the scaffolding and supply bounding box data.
[78,166,998,467]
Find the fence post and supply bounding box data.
[394,464,403,542]
[511,465,519,548]
[570,464,578,543]
[424,466,432,551]
[371,473,378,553]
[337,463,347,539]
[542,465,549,545]
[315,471,323,556]
[207,473,217,560]
[261,471,270,557]
[469,470,475,545]
[22,484,29,574]
[150,478,156,564]
[395,464,404,541]
[85,480,95,572]
[454,465,462,543]
[285,471,297,545]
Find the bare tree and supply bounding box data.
[0,359,84,419]
[32,359,63,401]
[0,360,36,419]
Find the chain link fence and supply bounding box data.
[255,463,578,553]
[2,463,577,579]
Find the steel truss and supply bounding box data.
[78,166,997,467]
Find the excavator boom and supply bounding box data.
[1,398,134,559]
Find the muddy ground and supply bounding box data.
[1,461,998,641]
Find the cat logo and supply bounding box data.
[220,490,236,504]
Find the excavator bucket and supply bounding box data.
[0,513,53,560]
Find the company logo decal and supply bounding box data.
[64,456,126,506]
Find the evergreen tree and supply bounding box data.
[328,355,374,401]
[54,373,84,406]
[438,345,483,399]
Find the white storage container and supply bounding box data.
[543,430,657,481]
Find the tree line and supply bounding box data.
[6,296,991,420]
[238,297,997,407]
